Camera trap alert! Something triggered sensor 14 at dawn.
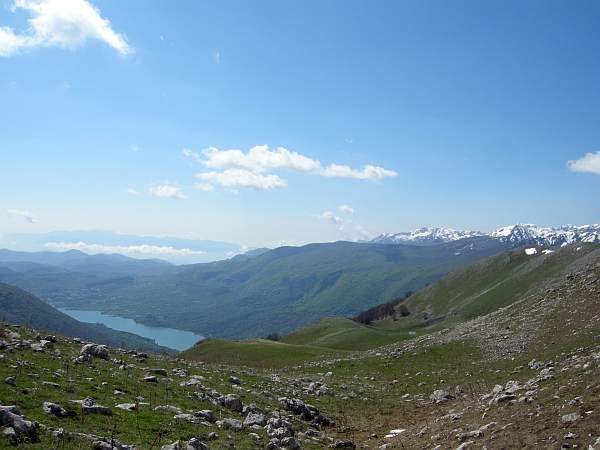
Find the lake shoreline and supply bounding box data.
[57,308,204,352]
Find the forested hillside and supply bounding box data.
[9,240,510,339]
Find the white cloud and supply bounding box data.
[125,188,140,195]
[197,169,288,191]
[567,151,600,175]
[318,211,343,226]
[322,164,397,183]
[317,210,372,241]
[7,209,36,223]
[213,51,220,64]
[149,183,185,199]
[183,148,200,160]
[338,205,355,215]
[131,144,138,152]
[193,182,215,192]
[199,145,322,174]
[44,242,204,256]
[1,0,133,57]
[183,145,397,191]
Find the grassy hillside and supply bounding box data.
[181,337,342,369]
[2,242,598,449]
[0,283,174,354]
[279,317,419,350]
[183,243,600,377]
[30,240,510,339]
[397,242,600,329]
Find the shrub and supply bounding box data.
[265,333,281,341]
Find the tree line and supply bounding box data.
[352,291,412,325]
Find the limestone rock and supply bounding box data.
[221,418,244,431]
[153,405,182,414]
[228,376,242,384]
[330,439,356,448]
[430,390,455,403]
[195,410,217,423]
[244,412,268,427]
[0,406,37,441]
[115,403,137,411]
[42,402,67,417]
[71,397,112,415]
[218,394,243,412]
[562,413,580,423]
[80,343,109,360]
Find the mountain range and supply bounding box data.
[0,221,598,341]
[368,222,600,247]
[0,240,512,340]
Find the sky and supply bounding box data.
[1,0,599,255]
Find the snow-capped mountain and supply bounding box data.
[369,227,486,245]
[369,223,600,247]
[489,223,600,246]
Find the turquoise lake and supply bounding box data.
[57,308,203,351]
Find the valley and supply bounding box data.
[0,239,513,341]
[0,241,598,449]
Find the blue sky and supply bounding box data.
[1,0,599,254]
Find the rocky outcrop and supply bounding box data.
[217,393,243,412]
[0,406,37,441]
[80,343,109,360]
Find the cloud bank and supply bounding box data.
[44,242,205,257]
[0,0,132,57]
[184,145,397,191]
[567,151,600,175]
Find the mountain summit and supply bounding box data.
[369,223,600,247]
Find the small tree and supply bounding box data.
[398,304,410,317]
[265,333,281,341]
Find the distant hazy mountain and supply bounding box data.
[0,230,246,264]
[0,249,186,278]
[369,223,600,247]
